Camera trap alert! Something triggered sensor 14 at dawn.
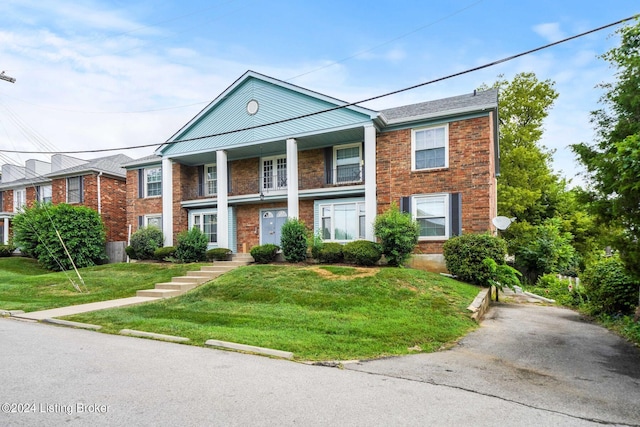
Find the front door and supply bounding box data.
[261,209,288,245]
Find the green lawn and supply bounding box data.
[67,265,481,361]
[0,257,208,312]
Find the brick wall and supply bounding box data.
[125,169,163,234]
[230,157,259,195]
[298,149,325,190]
[377,116,497,254]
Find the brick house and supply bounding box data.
[125,71,499,270]
[0,153,131,245]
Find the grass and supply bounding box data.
[67,264,481,361]
[0,257,208,312]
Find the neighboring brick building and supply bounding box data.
[0,154,131,247]
[125,71,499,270]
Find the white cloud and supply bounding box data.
[533,22,566,42]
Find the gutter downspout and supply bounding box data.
[97,171,103,214]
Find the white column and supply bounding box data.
[3,218,9,245]
[161,158,174,246]
[286,138,299,219]
[364,125,377,241]
[216,150,229,249]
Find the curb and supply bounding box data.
[1,310,24,317]
[205,339,293,359]
[467,287,491,323]
[42,318,102,330]
[120,329,190,343]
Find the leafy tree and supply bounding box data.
[572,19,640,278]
[373,203,419,267]
[174,227,208,263]
[128,226,164,260]
[280,218,308,262]
[12,203,107,271]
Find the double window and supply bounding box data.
[319,201,366,242]
[412,124,448,170]
[145,167,162,197]
[13,188,26,211]
[191,211,217,244]
[262,155,287,191]
[334,143,362,184]
[67,176,83,204]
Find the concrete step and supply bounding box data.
[154,282,198,292]
[172,275,211,284]
[200,265,238,273]
[213,260,252,267]
[185,271,221,279]
[136,288,182,298]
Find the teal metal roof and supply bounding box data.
[159,71,378,157]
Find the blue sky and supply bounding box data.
[0,0,638,186]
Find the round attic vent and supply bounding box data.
[247,99,259,115]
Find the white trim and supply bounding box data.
[204,163,218,196]
[364,125,377,241]
[13,188,26,212]
[162,158,173,246]
[144,167,162,198]
[411,123,449,171]
[412,193,449,240]
[286,138,299,219]
[216,150,229,249]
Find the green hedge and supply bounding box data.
[250,244,280,264]
[443,233,507,286]
[343,240,382,266]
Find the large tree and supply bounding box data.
[572,19,640,278]
[479,72,560,224]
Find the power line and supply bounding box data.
[3,13,638,156]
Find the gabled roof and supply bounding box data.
[46,154,132,179]
[381,89,498,124]
[158,70,379,157]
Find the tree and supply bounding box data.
[12,203,107,271]
[373,203,419,267]
[479,72,560,224]
[572,19,640,278]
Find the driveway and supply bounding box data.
[346,300,640,425]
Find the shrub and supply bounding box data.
[310,232,324,259]
[317,242,344,263]
[374,203,419,267]
[174,227,208,263]
[250,244,280,264]
[207,248,232,261]
[154,246,176,261]
[129,226,164,260]
[125,245,136,259]
[0,244,15,257]
[280,218,308,263]
[12,203,108,271]
[528,273,586,307]
[343,240,382,266]
[581,255,640,315]
[443,233,507,286]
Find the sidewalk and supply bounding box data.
[12,296,160,321]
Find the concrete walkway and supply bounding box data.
[12,296,160,321]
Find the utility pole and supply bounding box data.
[0,71,16,83]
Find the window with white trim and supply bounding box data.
[13,188,26,211]
[192,212,217,244]
[205,164,217,196]
[145,214,162,231]
[334,143,362,183]
[412,124,448,170]
[320,201,366,242]
[413,194,448,239]
[262,155,287,191]
[145,167,162,197]
[38,185,52,204]
[67,176,83,203]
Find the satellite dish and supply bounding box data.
[492,216,516,231]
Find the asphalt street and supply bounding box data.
[1,300,639,426]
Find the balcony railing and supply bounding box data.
[226,166,364,198]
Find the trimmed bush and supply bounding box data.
[442,233,507,286]
[281,218,308,262]
[374,203,419,267]
[343,240,382,266]
[125,245,136,259]
[0,244,15,257]
[12,203,108,271]
[174,227,208,263]
[250,244,280,264]
[317,242,344,264]
[581,256,640,315]
[154,246,176,261]
[207,248,232,261]
[129,226,164,260]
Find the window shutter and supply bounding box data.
[450,193,462,236]
[0,191,4,211]
[79,176,84,203]
[138,216,143,229]
[35,186,41,202]
[227,163,232,193]
[138,169,144,198]
[324,147,333,184]
[400,197,411,214]
[197,165,204,197]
